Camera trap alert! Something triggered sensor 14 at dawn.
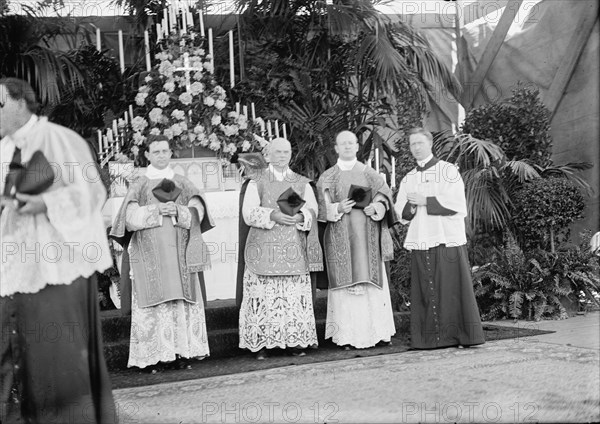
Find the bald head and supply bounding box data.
[269,137,292,171]
[334,130,359,161]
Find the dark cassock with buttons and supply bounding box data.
[395,155,485,349]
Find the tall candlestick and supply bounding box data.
[124,111,128,125]
[97,130,103,153]
[199,10,205,37]
[170,6,177,33]
[375,147,380,171]
[282,123,287,139]
[103,135,109,151]
[128,105,134,121]
[118,30,125,74]
[274,120,280,137]
[208,28,214,72]
[144,30,151,72]
[112,119,118,135]
[181,7,187,34]
[235,102,240,114]
[259,120,265,136]
[251,102,256,121]
[183,52,191,92]
[96,28,101,52]
[243,105,248,118]
[229,30,235,88]
[267,121,272,139]
[391,156,396,188]
[156,23,162,42]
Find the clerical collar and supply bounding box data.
[416,155,438,172]
[337,158,357,171]
[268,164,293,181]
[9,114,38,148]
[146,164,175,180]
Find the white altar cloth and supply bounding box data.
[103,190,240,302]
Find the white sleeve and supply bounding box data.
[242,181,276,229]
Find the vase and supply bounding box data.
[174,146,216,158]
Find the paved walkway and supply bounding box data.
[113,312,600,423]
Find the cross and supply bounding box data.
[173,52,203,92]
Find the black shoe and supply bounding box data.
[256,349,268,360]
[290,348,306,357]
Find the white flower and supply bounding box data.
[239,120,248,130]
[198,133,209,147]
[171,109,186,120]
[163,81,175,92]
[203,61,214,73]
[144,75,152,83]
[215,99,226,110]
[172,59,183,68]
[190,82,204,96]
[171,123,183,136]
[133,132,146,145]
[228,111,240,120]
[135,92,148,106]
[149,108,164,124]
[131,116,148,132]
[194,48,205,56]
[179,92,193,105]
[156,92,170,108]
[180,121,188,132]
[214,86,226,100]
[242,140,251,152]
[155,52,169,61]
[194,125,205,134]
[192,61,203,70]
[222,124,239,137]
[211,115,222,125]
[163,128,174,140]
[188,132,197,142]
[150,127,161,135]
[209,139,221,151]
[227,143,237,154]
[193,71,203,81]
[131,145,140,156]
[139,85,150,93]
[158,61,174,77]
[204,96,215,107]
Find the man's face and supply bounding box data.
[0,85,24,138]
[409,133,433,162]
[270,141,292,168]
[334,132,359,161]
[145,140,172,170]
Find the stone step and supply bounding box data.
[101,292,409,371]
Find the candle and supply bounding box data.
[107,129,113,143]
[259,120,265,136]
[156,23,162,42]
[128,105,134,122]
[243,105,248,118]
[183,52,191,92]
[274,120,280,137]
[235,102,240,114]
[96,28,101,51]
[97,130,103,153]
[267,121,272,138]
[208,28,214,72]
[112,119,118,135]
[375,147,379,171]
[118,30,125,74]
[144,30,151,72]
[103,135,109,151]
[170,6,177,33]
[199,10,205,37]
[188,11,194,31]
[229,30,235,88]
[380,172,387,184]
[181,7,187,34]
[124,111,129,125]
[162,14,168,37]
[251,102,256,121]
[391,156,396,188]
[282,123,287,139]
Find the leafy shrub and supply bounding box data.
[512,177,585,251]
[389,223,411,312]
[473,233,600,320]
[461,85,552,167]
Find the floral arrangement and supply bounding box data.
[116,31,268,165]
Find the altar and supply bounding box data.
[102,158,242,304]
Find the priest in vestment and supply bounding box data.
[110,135,215,369]
[394,127,485,349]
[0,78,117,423]
[316,130,397,349]
[238,138,323,359]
